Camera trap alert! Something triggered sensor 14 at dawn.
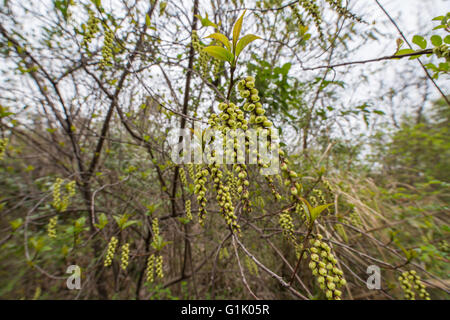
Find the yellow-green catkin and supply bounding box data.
[51,178,76,212]
[324,0,362,22]
[155,255,164,278]
[348,209,362,228]
[120,243,130,270]
[279,210,296,243]
[209,161,240,234]
[308,234,346,300]
[185,199,192,220]
[100,26,114,69]
[312,189,326,205]
[179,167,187,186]
[82,8,100,48]
[398,270,430,300]
[191,30,209,77]
[216,102,249,202]
[104,236,118,267]
[194,165,208,226]
[47,216,57,238]
[239,76,272,130]
[245,256,259,276]
[219,247,229,261]
[0,138,8,160]
[60,180,76,212]
[187,163,195,181]
[146,254,155,282]
[52,178,63,210]
[212,58,221,77]
[297,0,323,40]
[152,217,160,237]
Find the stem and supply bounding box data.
[226,65,236,100]
[289,226,313,286]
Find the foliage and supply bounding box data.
[0,0,448,301]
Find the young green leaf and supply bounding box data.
[395,49,415,56]
[430,35,442,46]
[232,10,246,51]
[203,46,234,64]
[412,35,427,49]
[195,14,218,29]
[235,34,260,58]
[205,33,231,51]
[309,203,333,222]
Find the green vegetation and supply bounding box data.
[0,0,448,300]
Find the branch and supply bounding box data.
[374,0,449,105]
[303,49,433,71]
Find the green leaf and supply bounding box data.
[395,49,415,56]
[205,33,231,51]
[195,14,218,29]
[202,46,234,63]
[430,35,442,46]
[122,220,139,230]
[310,203,333,222]
[432,16,444,21]
[412,35,427,49]
[10,218,23,231]
[445,35,450,44]
[439,62,449,72]
[94,213,108,230]
[232,10,246,51]
[235,34,260,58]
[433,25,446,30]
[145,14,151,27]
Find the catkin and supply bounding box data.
[104,236,118,267]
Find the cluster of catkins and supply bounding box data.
[297,0,323,40]
[324,0,362,22]
[47,216,58,238]
[245,256,259,276]
[51,179,76,212]
[146,254,164,282]
[279,210,296,243]
[120,243,130,270]
[219,247,230,261]
[104,236,118,267]
[82,9,100,48]
[100,26,114,69]
[191,30,209,77]
[398,270,430,300]
[348,209,362,228]
[264,174,282,201]
[239,76,282,206]
[210,161,240,233]
[280,158,303,204]
[433,44,450,62]
[308,234,346,300]
[62,181,76,211]
[147,218,164,280]
[0,138,8,160]
[290,4,307,31]
[216,102,250,202]
[238,77,272,129]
